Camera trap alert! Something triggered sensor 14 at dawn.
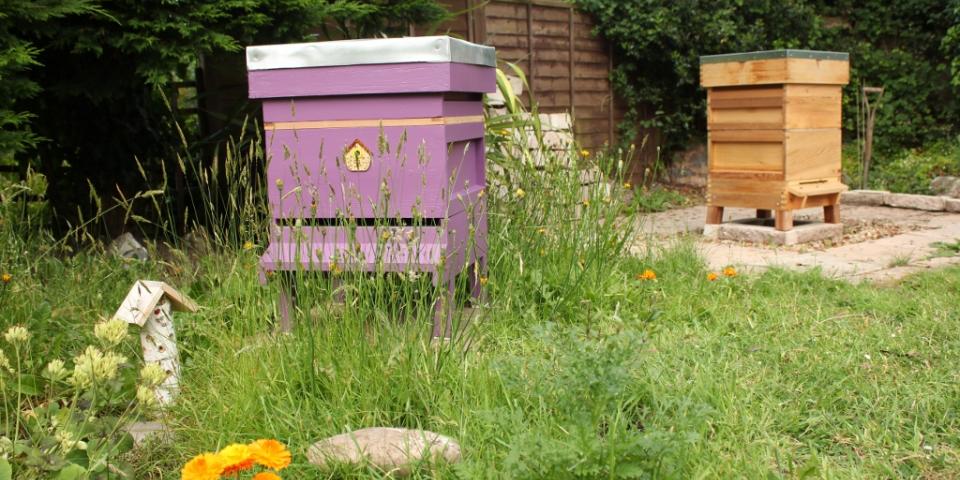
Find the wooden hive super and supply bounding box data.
[700,50,850,231]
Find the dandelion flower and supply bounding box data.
[182,452,225,480]
[514,187,526,199]
[580,149,590,157]
[44,359,69,381]
[479,276,489,286]
[243,241,255,251]
[623,182,632,189]
[1,273,10,284]
[140,363,167,387]
[249,439,292,471]
[4,325,30,345]
[637,269,657,281]
[218,443,255,475]
[253,472,282,480]
[723,266,737,277]
[706,272,719,281]
[93,318,128,347]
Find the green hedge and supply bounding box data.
[575,0,960,157]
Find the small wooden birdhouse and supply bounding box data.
[114,280,197,405]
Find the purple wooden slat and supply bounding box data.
[249,63,496,98]
[263,95,444,122]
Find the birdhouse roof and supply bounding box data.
[113,280,198,326]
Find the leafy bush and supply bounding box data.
[842,139,960,193]
[575,0,960,157]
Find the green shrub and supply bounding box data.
[843,139,960,193]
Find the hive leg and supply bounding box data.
[706,206,724,224]
[775,210,794,231]
[756,209,772,219]
[276,275,296,333]
[824,204,840,224]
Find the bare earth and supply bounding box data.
[633,204,960,282]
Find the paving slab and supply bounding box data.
[633,204,960,282]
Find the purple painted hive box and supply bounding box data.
[246,36,496,333]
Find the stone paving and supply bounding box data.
[632,204,960,282]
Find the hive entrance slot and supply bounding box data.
[275,217,443,227]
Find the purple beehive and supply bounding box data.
[246,36,496,336]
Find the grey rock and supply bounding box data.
[109,232,148,261]
[931,176,960,198]
[945,198,960,213]
[883,193,946,211]
[308,427,461,475]
[841,189,887,206]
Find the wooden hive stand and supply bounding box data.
[700,49,850,231]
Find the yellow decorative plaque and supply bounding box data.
[344,139,372,172]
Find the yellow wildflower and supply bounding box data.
[218,443,255,475]
[706,272,719,282]
[4,325,30,345]
[182,452,224,480]
[93,318,128,347]
[1,273,10,284]
[723,266,737,277]
[249,439,292,471]
[479,276,489,286]
[580,149,590,157]
[623,182,632,189]
[514,187,526,199]
[243,241,255,251]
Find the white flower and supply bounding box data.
[0,349,11,373]
[93,318,128,347]
[139,363,167,388]
[136,385,158,409]
[55,429,87,451]
[4,325,30,345]
[44,359,69,381]
[70,346,126,389]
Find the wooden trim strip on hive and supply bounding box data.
[264,115,484,131]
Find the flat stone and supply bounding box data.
[308,427,460,475]
[945,198,960,213]
[125,421,170,447]
[841,189,887,206]
[704,219,842,246]
[883,193,946,211]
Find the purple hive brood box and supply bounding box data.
[246,36,497,336]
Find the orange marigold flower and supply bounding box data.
[253,472,282,480]
[249,439,292,471]
[723,266,737,277]
[218,443,255,475]
[1,273,10,284]
[706,272,718,282]
[182,452,225,480]
[637,269,656,281]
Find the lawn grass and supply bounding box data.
[2,84,958,478]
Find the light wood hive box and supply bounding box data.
[700,50,850,231]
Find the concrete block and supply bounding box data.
[841,189,887,206]
[704,219,842,246]
[883,193,946,211]
[945,198,960,213]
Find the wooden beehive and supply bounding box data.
[700,50,850,231]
